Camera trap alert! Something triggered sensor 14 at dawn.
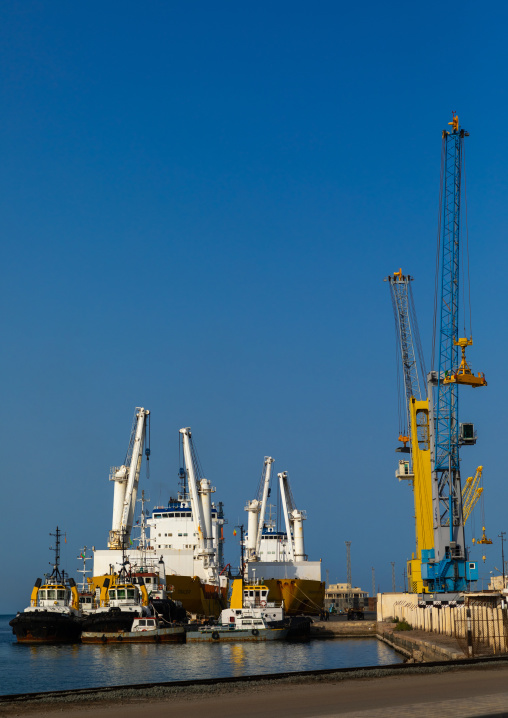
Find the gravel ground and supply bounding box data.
[3,660,508,717]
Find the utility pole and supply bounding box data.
[499,532,506,588]
[345,541,352,587]
[391,562,396,592]
[371,567,376,598]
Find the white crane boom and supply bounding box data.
[179,427,217,581]
[278,471,295,561]
[109,407,149,550]
[180,427,206,548]
[255,457,274,557]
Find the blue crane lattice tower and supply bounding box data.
[421,118,477,593]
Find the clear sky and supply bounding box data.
[2,1,508,612]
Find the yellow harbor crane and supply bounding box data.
[386,272,490,591]
[386,270,433,593]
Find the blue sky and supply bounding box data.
[2,1,508,612]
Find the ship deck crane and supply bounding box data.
[279,471,307,561]
[245,457,275,561]
[108,407,150,550]
[245,465,307,564]
[180,427,218,584]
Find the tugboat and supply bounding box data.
[130,561,186,624]
[83,554,186,633]
[186,581,288,642]
[10,527,83,644]
[81,615,185,644]
[80,571,150,634]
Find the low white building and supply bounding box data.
[325,582,368,612]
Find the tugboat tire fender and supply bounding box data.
[252,629,259,636]
[211,631,220,640]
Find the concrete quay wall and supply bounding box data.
[311,620,464,662]
[310,621,377,638]
[377,625,464,662]
[377,593,508,656]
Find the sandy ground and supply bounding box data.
[3,663,508,717]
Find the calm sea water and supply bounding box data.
[0,615,401,696]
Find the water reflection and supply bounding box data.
[228,644,246,674]
[0,616,401,696]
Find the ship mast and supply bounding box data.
[48,527,64,582]
[76,546,92,592]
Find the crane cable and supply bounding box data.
[389,281,406,438]
[408,280,427,397]
[431,135,446,372]
[145,412,151,480]
[462,137,473,339]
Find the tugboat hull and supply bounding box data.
[82,626,185,643]
[9,611,82,644]
[81,610,141,634]
[186,626,288,642]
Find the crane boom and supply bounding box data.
[180,427,206,546]
[179,427,217,582]
[389,272,425,403]
[255,457,274,558]
[108,407,150,550]
[386,270,426,446]
[278,472,295,562]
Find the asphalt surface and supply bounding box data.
[323,612,377,623]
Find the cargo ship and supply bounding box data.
[242,458,325,615]
[92,411,228,617]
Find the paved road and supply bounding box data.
[5,664,508,717]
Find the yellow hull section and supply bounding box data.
[262,578,325,615]
[165,575,227,617]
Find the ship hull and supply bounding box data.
[262,579,325,615]
[81,610,141,634]
[186,626,288,642]
[82,626,185,643]
[166,574,228,617]
[9,611,82,644]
